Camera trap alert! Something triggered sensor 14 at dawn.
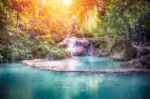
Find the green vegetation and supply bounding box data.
[0,0,150,63]
[34,44,68,60]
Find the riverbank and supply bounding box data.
[22,58,150,74]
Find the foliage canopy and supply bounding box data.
[0,0,149,62]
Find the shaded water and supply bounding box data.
[0,60,150,99]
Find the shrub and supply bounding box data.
[48,46,69,60]
[93,40,108,48]
[0,46,33,62]
[34,43,68,60]
[37,35,55,44]
[11,47,33,61]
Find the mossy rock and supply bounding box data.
[111,40,137,61]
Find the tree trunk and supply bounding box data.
[125,23,132,41]
[16,12,19,29]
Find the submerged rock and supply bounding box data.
[111,40,137,61]
[121,53,150,69]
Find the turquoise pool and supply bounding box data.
[0,58,150,99]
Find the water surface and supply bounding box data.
[0,62,150,99]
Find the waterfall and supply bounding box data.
[87,42,94,56]
[59,37,93,57]
[67,37,76,57]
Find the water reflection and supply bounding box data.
[41,56,121,71]
[0,63,150,99]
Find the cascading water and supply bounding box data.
[59,37,93,57]
[87,42,94,56]
[67,37,76,57]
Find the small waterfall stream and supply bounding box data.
[67,38,76,57]
[87,42,94,56]
[59,37,92,57]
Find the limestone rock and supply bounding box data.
[111,40,137,61]
[121,53,150,69]
[71,46,86,56]
[58,38,91,56]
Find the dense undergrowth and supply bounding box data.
[0,0,150,63]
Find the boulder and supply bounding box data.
[70,46,86,56]
[111,40,137,61]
